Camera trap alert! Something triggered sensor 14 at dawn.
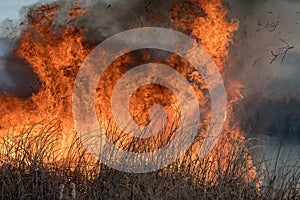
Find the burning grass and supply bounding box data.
[0,1,299,199]
[0,122,299,200]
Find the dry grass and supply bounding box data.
[0,123,299,200]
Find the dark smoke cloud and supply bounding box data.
[0,38,39,98]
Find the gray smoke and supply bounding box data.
[227,0,300,131]
[227,0,300,172]
[50,0,176,43]
[0,39,39,97]
[0,21,39,97]
[0,20,17,92]
[0,38,16,92]
[228,0,300,95]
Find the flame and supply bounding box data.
[0,0,257,182]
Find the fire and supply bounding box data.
[0,0,257,181]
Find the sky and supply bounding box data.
[0,0,40,21]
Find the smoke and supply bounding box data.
[0,20,17,92]
[225,0,300,171]
[228,0,300,94]
[0,38,16,92]
[0,37,39,97]
[224,0,300,140]
[48,0,177,43]
[0,9,40,97]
